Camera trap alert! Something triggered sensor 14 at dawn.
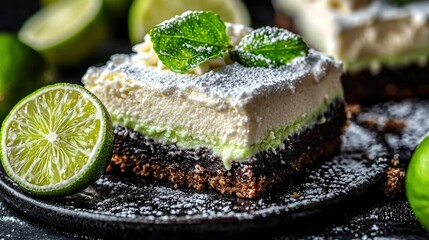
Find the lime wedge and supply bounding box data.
[406,135,429,231]
[0,83,114,197]
[19,0,107,68]
[128,0,251,44]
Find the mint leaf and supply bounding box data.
[149,11,231,74]
[231,27,309,68]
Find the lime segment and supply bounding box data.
[406,135,429,231]
[19,0,107,67]
[128,0,251,44]
[1,83,113,197]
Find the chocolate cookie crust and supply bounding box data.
[107,100,347,198]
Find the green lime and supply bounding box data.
[19,0,108,68]
[128,0,251,44]
[406,135,429,231]
[0,33,53,123]
[0,83,114,197]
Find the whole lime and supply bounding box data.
[406,135,429,231]
[0,33,53,123]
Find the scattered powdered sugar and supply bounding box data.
[357,99,429,160]
[89,49,340,106]
[275,198,425,239]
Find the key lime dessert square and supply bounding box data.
[82,11,347,198]
[273,0,429,103]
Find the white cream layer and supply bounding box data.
[273,0,429,73]
[83,50,343,169]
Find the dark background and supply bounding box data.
[2,1,429,239]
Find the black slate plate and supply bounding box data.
[0,123,389,240]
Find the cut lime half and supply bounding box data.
[19,0,107,67]
[128,0,251,44]
[0,83,114,197]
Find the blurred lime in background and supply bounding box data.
[128,0,251,44]
[406,135,429,231]
[0,33,54,123]
[19,0,108,68]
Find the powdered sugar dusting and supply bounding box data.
[357,99,429,161]
[92,49,341,106]
[238,26,299,47]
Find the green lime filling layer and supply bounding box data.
[344,45,429,73]
[111,90,343,169]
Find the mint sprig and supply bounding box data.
[230,27,309,68]
[149,11,310,73]
[149,11,231,74]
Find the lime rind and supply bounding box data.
[0,83,113,196]
[406,136,429,230]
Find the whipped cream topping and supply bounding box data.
[132,23,253,75]
[87,49,341,107]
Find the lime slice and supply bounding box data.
[0,83,114,197]
[128,0,251,44]
[0,32,54,123]
[406,135,429,231]
[19,0,107,68]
